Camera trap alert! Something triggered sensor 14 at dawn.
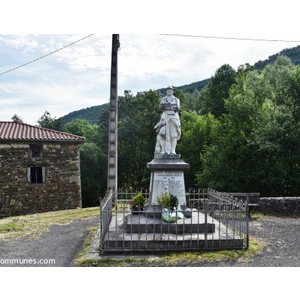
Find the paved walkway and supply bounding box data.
[0,217,99,267]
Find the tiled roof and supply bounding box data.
[0,121,86,143]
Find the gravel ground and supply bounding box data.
[1,215,299,267]
[98,215,300,267]
[240,215,300,267]
[203,215,300,267]
[0,217,99,267]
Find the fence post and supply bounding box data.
[246,195,250,249]
[204,199,208,249]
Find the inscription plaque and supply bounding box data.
[150,171,186,205]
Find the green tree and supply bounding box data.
[177,111,219,187]
[79,142,106,207]
[198,56,300,196]
[97,90,161,189]
[37,111,66,131]
[66,119,99,143]
[118,90,160,188]
[11,114,23,122]
[66,118,107,205]
[288,65,300,121]
[179,89,202,112]
[199,64,236,117]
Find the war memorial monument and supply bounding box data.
[147,85,190,210]
[96,81,248,253]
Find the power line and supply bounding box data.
[2,33,299,77]
[160,33,300,43]
[0,34,94,76]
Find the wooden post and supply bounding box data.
[107,34,120,203]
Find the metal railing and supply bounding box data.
[207,189,249,249]
[99,188,249,253]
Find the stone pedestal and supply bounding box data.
[147,156,190,206]
[126,212,215,234]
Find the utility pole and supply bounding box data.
[107,34,120,203]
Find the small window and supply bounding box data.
[30,145,42,158]
[28,167,45,184]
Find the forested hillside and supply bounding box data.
[61,45,300,125]
[39,44,300,207]
[61,104,108,124]
[61,79,210,124]
[255,45,300,69]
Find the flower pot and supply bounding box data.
[131,205,144,214]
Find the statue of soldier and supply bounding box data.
[154,86,181,155]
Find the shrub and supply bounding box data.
[132,192,145,207]
[157,193,178,210]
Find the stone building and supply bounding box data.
[0,121,86,217]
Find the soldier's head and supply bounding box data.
[166,85,174,96]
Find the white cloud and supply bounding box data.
[1,33,300,125]
[0,34,39,52]
[0,78,110,124]
[118,34,300,93]
[43,34,111,72]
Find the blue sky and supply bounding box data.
[1,1,300,125]
[1,33,300,125]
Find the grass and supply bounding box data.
[74,225,99,266]
[161,237,263,265]
[79,236,263,267]
[250,210,300,220]
[0,207,99,241]
[249,211,265,221]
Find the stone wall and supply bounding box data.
[228,193,300,214]
[256,197,300,214]
[0,142,82,216]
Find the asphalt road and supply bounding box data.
[0,217,99,267]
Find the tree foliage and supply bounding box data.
[177,111,219,187]
[79,142,106,207]
[35,54,300,205]
[65,118,106,206]
[198,56,300,196]
[199,64,236,117]
[37,111,66,131]
[66,119,98,143]
[117,90,160,188]
[11,114,23,122]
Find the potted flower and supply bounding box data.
[157,193,178,211]
[157,193,191,218]
[131,192,145,214]
[157,193,180,223]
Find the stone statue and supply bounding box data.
[154,86,181,155]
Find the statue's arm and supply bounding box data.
[159,101,171,111]
[154,119,166,132]
[171,98,180,112]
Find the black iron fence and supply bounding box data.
[99,188,249,253]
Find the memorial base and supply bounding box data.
[147,158,190,206]
[126,212,215,234]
